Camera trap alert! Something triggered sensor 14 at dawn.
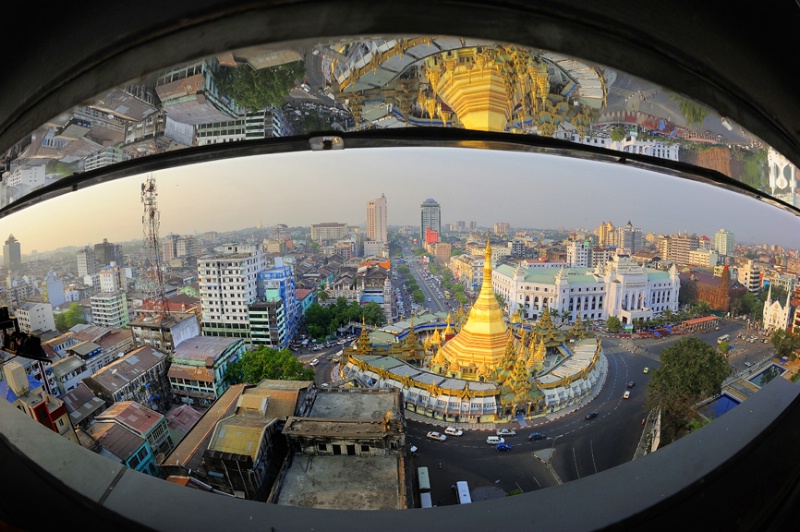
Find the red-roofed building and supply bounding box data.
[86,421,160,477]
[167,336,245,408]
[97,400,174,457]
[129,311,201,355]
[679,266,746,312]
[165,404,202,445]
[295,288,316,314]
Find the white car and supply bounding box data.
[426,431,447,442]
[496,429,516,437]
[310,358,319,366]
[444,427,463,437]
[623,390,631,399]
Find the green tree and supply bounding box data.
[645,337,731,443]
[771,329,800,360]
[54,303,87,332]
[297,111,332,134]
[611,126,627,142]
[361,302,386,327]
[669,93,710,127]
[730,291,761,321]
[304,302,335,339]
[691,300,711,317]
[678,278,698,307]
[718,340,730,355]
[224,346,315,385]
[495,292,506,310]
[761,285,788,306]
[606,316,622,333]
[413,290,426,304]
[217,61,305,112]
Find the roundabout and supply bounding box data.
[340,240,605,424]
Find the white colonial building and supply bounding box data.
[493,254,680,325]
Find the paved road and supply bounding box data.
[402,320,777,505]
[407,427,558,506]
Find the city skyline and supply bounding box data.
[2,147,800,255]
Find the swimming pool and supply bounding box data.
[748,364,786,388]
[701,394,741,419]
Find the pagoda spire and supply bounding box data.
[356,317,372,354]
[443,313,454,337]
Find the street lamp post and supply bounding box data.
[550,434,564,449]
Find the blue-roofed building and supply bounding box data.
[1,360,78,443]
[87,420,161,477]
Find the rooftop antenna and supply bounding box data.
[141,174,170,321]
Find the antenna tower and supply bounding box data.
[141,175,168,320]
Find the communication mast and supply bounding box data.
[141,175,169,320]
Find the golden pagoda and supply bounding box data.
[401,319,425,365]
[355,318,372,355]
[436,239,521,381]
[453,303,467,330]
[442,313,455,340]
[421,46,553,133]
[430,327,442,347]
[567,314,589,340]
[530,303,565,349]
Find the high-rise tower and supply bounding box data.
[714,229,735,256]
[3,234,21,270]
[76,246,97,277]
[617,221,642,253]
[367,193,388,243]
[94,238,123,269]
[420,198,441,241]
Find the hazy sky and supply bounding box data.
[3,147,800,254]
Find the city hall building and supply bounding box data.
[493,254,681,325]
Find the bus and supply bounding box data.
[419,492,433,508]
[417,466,431,493]
[717,334,730,344]
[417,467,432,508]
[455,480,472,504]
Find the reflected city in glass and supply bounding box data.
[1,37,795,217]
